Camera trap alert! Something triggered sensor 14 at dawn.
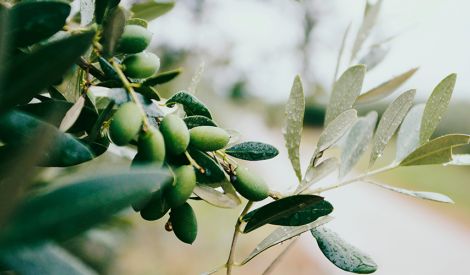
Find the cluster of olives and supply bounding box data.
[104,19,271,245]
[117,22,160,79]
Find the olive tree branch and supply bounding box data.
[226,200,253,275]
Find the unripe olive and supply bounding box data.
[137,127,166,167]
[166,165,196,208]
[232,166,269,201]
[140,192,170,221]
[170,203,197,244]
[160,114,190,155]
[122,52,160,79]
[118,24,152,54]
[109,102,143,146]
[189,126,230,151]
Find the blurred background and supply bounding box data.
[66,0,470,274]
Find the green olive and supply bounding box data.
[122,52,160,79]
[189,126,230,151]
[232,166,269,201]
[170,203,197,244]
[109,102,142,146]
[140,192,170,221]
[137,127,166,167]
[117,24,152,54]
[160,114,190,155]
[166,165,196,208]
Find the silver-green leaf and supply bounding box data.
[369,89,415,167]
[395,104,425,162]
[296,158,337,194]
[241,216,333,265]
[193,184,241,209]
[311,227,377,274]
[340,112,377,178]
[371,182,453,203]
[420,74,457,144]
[400,134,470,166]
[283,75,305,182]
[316,109,357,154]
[325,65,366,125]
[356,68,418,105]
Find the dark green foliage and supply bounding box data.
[225,142,279,161]
[166,91,212,118]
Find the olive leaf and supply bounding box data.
[332,23,351,83]
[296,158,338,194]
[143,68,182,86]
[225,142,279,161]
[101,7,126,57]
[350,0,383,61]
[166,91,212,118]
[0,111,94,167]
[356,68,418,105]
[242,195,332,233]
[340,112,377,178]
[311,227,377,274]
[370,181,453,203]
[241,216,333,265]
[192,184,241,209]
[0,31,95,113]
[183,115,217,129]
[0,243,97,275]
[188,148,226,183]
[395,104,425,162]
[420,74,457,144]
[400,134,470,166]
[325,65,366,125]
[9,1,71,47]
[358,44,389,71]
[369,89,415,167]
[315,109,357,154]
[95,0,120,24]
[59,96,86,132]
[130,1,175,21]
[0,168,171,247]
[283,75,305,182]
[80,0,95,26]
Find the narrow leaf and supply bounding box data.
[183,115,217,129]
[358,44,389,71]
[296,158,338,194]
[340,112,377,177]
[59,96,86,132]
[130,1,175,21]
[316,109,357,153]
[143,68,182,86]
[356,68,418,105]
[242,195,332,233]
[332,23,351,84]
[420,74,457,144]
[188,148,226,183]
[400,134,470,166]
[0,31,95,113]
[369,89,415,167]
[0,243,97,275]
[101,7,125,57]
[325,65,366,125]
[193,184,241,209]
[351,0,383,61]
[166,91,212,118]
[241,216,333,265]
[312,227,377,274]
[80,0,95,26]
[0,169,171,247]
[371,182,453,203]
[283,75,305,182]
[225,142,279,161]
[395,104,425,162]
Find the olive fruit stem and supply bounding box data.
[308,164,398,194]
[111,60,151,131]
[215,150,238,168]
[184,151,205,173]
[226,201,253,275]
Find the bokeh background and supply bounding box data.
[66,0,470,274]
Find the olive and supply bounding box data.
[166,165,196,208]
[117,24,152,54]
[137,127,166,167]
[170,203,197,244]
[160,114,190,155]
[122,52,160,79]
[140,192,170,221]
[189,126,230,151]
[109,102,142,146]
[232,166,269,201]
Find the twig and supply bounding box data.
[77,57,106,81]
[226,201,253,275]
